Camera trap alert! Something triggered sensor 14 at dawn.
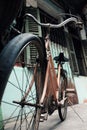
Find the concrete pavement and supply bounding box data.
[39,103,87,130]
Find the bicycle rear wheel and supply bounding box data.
[58,76,68,121]
[0,33,46,130]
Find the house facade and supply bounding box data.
[24,0,87,104]
[0,0,87,128]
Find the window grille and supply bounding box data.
[25,7,39,64]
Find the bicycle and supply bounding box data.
[0,14,81,130]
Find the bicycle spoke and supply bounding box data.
[8,81,24,93]
[20,109,23,130]
[21,67,30,95]
[2,100,18,107]
[27,113,35,129]
[24,71,31,95]
[13,69,23,96]
[16,107,35,130]
[13,109,21,130]
[23,109,29,130]
[22,68,24,96]
[3,106,19,127]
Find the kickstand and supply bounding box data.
[68,99,84,122]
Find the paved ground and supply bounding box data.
[39,103,87,130]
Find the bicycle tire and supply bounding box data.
[0,33,46,130]
[58,76,68,121]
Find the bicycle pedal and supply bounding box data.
[40,113,48,122]
[58,97,67,106]
[40,118,44,122]
[66,88,76,93]
[66,88,76,96]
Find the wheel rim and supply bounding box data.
[60,99,67,118]
[0,44,42,130]
[58,77,67,120]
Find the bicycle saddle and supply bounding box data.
[54,52,69,63]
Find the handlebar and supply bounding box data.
[25,13,82,28]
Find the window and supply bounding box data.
[73,38,87,76]
[40,10,66,47]
[24,7,40,64]
[66,31,87,76]
[66,33,79,75]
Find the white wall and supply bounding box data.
[74,76,87,103]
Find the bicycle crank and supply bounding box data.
[13,100,44,108]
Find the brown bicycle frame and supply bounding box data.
[17,35,62,108]
[40,35,61,104]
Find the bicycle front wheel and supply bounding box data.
[0,33,46,130]
[58,76,68,121]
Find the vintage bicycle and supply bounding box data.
[0,14,81,130]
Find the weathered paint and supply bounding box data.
[74,76,87,103]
